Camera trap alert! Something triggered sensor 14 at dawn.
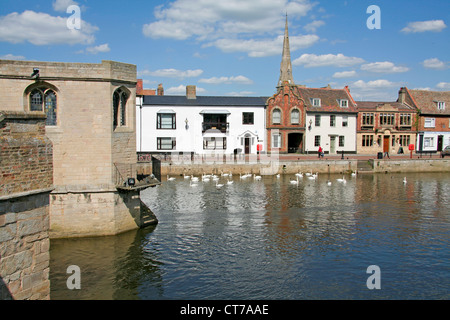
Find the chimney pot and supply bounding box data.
[186,85,196,99]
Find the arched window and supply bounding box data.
[273,109,281,124]
[291,109,300,124]
[29,88,57,126]
[113,88,128,129]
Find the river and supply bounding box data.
[49,172,450,300]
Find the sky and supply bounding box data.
[0,0,449,101]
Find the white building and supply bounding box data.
[136,85,267,156]
[301,86,358,155]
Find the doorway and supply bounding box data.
[245,137,251,154]
[437,135,443,151]
[288,133,303,153]
[330,136,336,154]
[383,136,390,153]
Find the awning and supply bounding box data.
[157,109,176,114]
[199,109,231,115]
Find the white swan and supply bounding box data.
[190,180,198,187]
[351,170,357,177]
[184,173,190,179]
[191,175,199,182]
[240,173,248,179]
[221,171,229,177]
[295,172,303,178]
[202,174,210,182]
[309,172,318,180]
[337,176,347,183]
[216,180,224,188]
[327,180,332,186]
[403,177,407,184]
[167,175,176,181]
[290,176,299,185]
[227,180,234,185]
[253,174,262,180]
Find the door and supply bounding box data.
[383,136,390,153]
[245,138,250,154]
[437,135,443,151]
[330,136,336,154]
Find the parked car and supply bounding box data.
[441,145,450,158]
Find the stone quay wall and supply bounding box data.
[0,112,52,300]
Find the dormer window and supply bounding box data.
[339,99,348,108]
[437,101,445,110]
[311,98,321,107]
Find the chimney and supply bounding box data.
[398,87,407,104]
[136,79,143,95]
[186,85,196,99]
[157,83,164,96]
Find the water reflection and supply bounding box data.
[50,173,450,300]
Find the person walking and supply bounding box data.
[318,146,323,159]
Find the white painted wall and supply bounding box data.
[305,112,357,154]
[136,98,266,155]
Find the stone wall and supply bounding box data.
[371,158,450,173]
[0,59,142,238]
[0,112,52,300]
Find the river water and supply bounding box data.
[50,172,450,300]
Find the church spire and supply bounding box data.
[278,14,295,87]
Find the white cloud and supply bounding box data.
[352,79,398,88]
[293,53,365,68]
[361,61,409,73]
[199,75,253,85]
[436,82,450,90]
[303,20,325,33]
[139,68,204,79]
[350,79,403,101]
[53,0,79,12]
[207,34,319,57]
[0,11,97,45]
[165,85,206,95]
[401,20,447,33]
[227,91,257,96]
[85,43,110,54]
[332,70,357,78]
[422,58,448,70]
[143,0,315,41]
[0,53,26,60]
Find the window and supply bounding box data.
[424,137,434,148]
[157,113,176,129]
[424,118,435,128]
[362,135,373,147]
[243,112,254,125]
[272,133,281,148]
[203,137,226,150]
[362,113,374,126]
[342,116,348,127]
[437,101,445,110]
[272,109,281,124]
[380,113,395,126]
[315,114,321,127]
[330,115,336,127]
[400,114,411,126]
[339,99,348,108]
[311,98,321,107]
[291,109,300,124]
[339,136,345,147]
[314,135,321,147]
[113,88,128,129]
[29,88,57,126]
[157,137,176,150]
[399,135,410,146]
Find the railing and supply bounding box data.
[202,122,229,133]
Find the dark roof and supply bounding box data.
[408,89,450,115]
[143,95,268,107]
[298,87,358,113]
[356,101,416,112]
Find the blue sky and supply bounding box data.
[0,0,449,101]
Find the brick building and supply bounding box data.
[398,87,450,152]
[356,99,418,156]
